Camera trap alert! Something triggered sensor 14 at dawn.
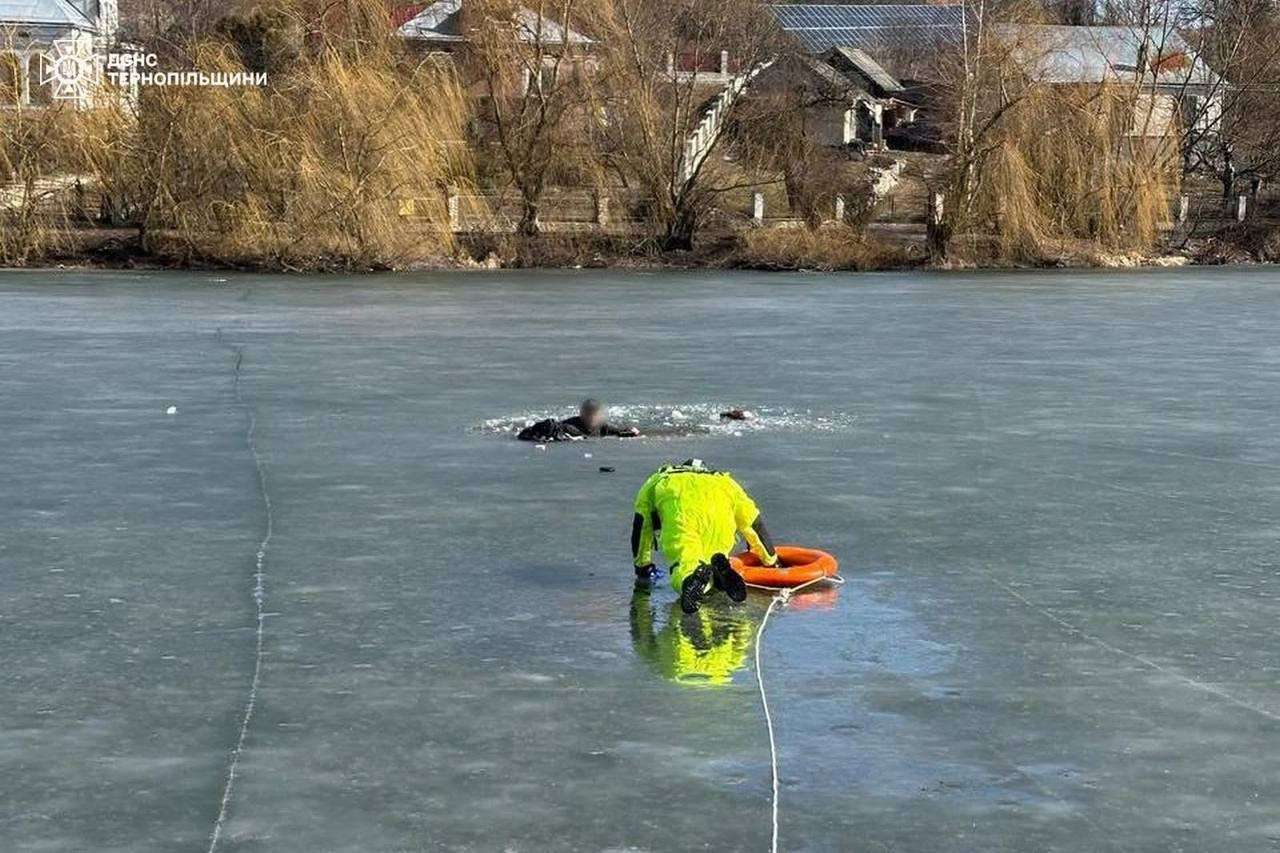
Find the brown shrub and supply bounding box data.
[90,0,474,270]
[732,225,915,271]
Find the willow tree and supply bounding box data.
[93,0,473,268]
[929,1,1179,262]
[0,28,118,266]
[0,103,82,265]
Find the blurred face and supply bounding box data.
[581,405,603,430]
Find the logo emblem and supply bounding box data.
[42,39,92,101]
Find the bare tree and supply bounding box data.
[729,53,868,229]
[589,0,783,250]
[927,0,1008,258]
[463,0,600,236]
[1176,0,1280,201]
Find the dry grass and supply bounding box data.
[733,224,914,270]
[0,103,102,265]
[3,0,474,271]
[76,0,474,270]
[1194,221,1280,264]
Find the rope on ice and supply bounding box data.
[750,574,844,853]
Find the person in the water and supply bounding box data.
[631,459,783,614]
[517,399,641,442]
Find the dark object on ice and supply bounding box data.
[599,466,616,473]
[516,399,640,441]
[517,417,578,442]
[719,408,753,421]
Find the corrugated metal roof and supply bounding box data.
[795,52,858,91]
[1002,25,1217,87]
[771,4,964,30]
[828,45,904,93]
[398,0,592,44]
[769,4,965,53]
[769,9,1218,90]
[0,0,95,28]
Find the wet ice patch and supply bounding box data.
[478,403,856,439]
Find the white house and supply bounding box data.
[1001,24,1224,142]
[397,0,592,53]
[1,0,120,108]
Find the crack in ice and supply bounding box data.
[965,379,1280,723]
[990,574,1280,724]
[209,335,274,851]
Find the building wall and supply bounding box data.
[0,28,99,108]
[808,102,849,147]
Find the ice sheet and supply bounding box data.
[3,267,1280,851]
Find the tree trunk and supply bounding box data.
[927,222,950,262]
[518,196,540,237]
[927,190,950,261]
[1220,146,1235,201]
[784,170,820,229]
[662,207,697,252]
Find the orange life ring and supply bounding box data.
[730,545,839,588]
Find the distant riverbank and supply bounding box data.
[7,220,1279,275]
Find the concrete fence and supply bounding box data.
[413,186,934,233]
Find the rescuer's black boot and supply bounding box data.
[710,553,747,603]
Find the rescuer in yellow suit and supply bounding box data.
[631,459,783,614]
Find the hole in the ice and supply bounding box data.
[477,403,856,439]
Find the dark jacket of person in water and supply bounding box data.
[516,399,640,442]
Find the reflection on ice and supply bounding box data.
[629,579,843,687]
[630,586,758,687]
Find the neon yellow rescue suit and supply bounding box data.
[632,463,778,591]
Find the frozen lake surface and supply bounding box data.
[3,267,1280,852]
